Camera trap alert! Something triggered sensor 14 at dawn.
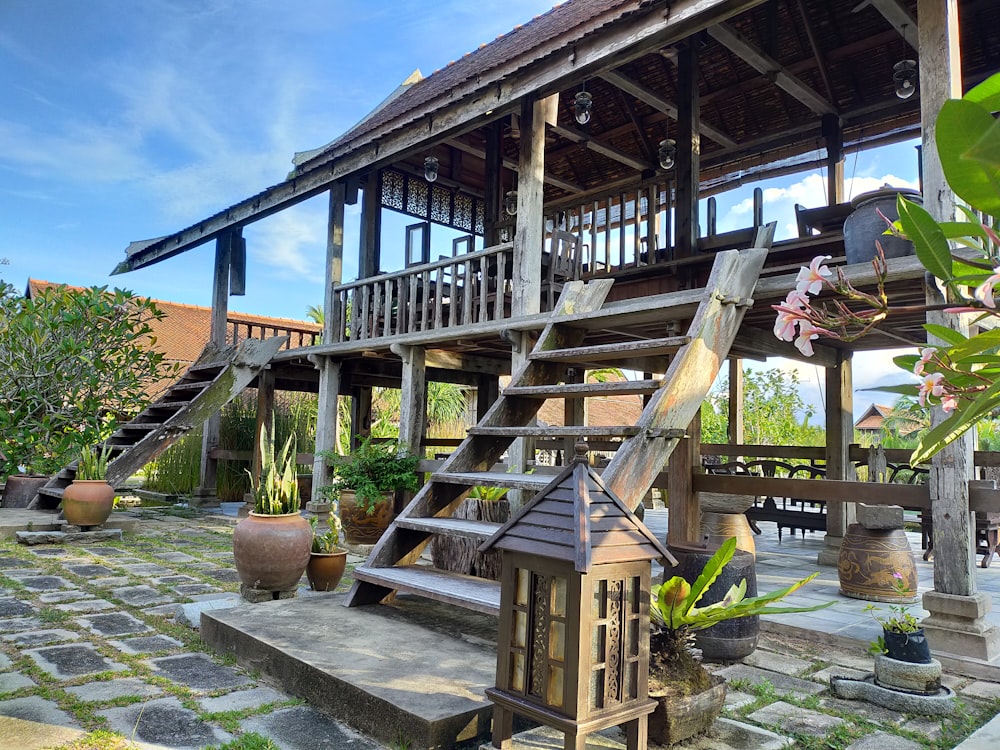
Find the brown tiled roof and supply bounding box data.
[480,450,671,571]
[26,279,320,397]
[854,403,893,431]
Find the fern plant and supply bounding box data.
[76,445,113,481]
[320,438,419,514]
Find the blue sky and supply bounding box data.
[0,0,920,418]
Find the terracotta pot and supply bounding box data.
[1,475,49,509]
[232,512,312,591]
[649,674,727,745]
[62,480,115,526]
[306,549,348,591]
[339,490,393,545]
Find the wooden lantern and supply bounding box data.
[480,443,676,750]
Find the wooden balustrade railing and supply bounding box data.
[332,242,515,343]
[227,319,320,350]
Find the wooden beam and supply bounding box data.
[425,349,508,376]
[324,182,346,344]
[862,0,918,49]
[444,137,584,194]
[708,22,836,116]
[794,0,835,104]
[728,358,744,446]
[729,325,840,368]
[548,123,652,173]
[393,344,427,456]
[599,69,738,149]
[674,41,700,259]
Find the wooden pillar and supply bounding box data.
[512,93,557,317]
[359,173,381,278]
[477,374,500,422]
[311,182,347,500]
[727,359,744,448]
[818,350,855,565]
[350,386,373,450]
[197,230,234,501]
[674,41,700,259]
[822,113,844,206]
[483,120,504,248]
[393,344,427,457]
[666,413,702,545]
[564,369,586,465]
[251,367,275,487]
[917,0,998,660]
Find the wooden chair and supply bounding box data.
[794,202,853,237]
[543,230,581,311]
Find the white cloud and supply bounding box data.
[246,203,327,280]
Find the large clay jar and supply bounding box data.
[232,512,312,591]
[844,188,922,265]
[648,675,727,745]
[1,475,49,509]
[306,550,348,592]
[671,543,759,662]
[62,480,115,526]
[339,490,394,545]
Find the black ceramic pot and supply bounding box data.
[883,627,932,663]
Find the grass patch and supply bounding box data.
[203,732,280,750]
[49,729,137,749]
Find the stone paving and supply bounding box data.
[0,505,993,749]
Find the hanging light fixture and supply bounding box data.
[893,59,917,99]
[504,190,518,216]
[423,156,439,183]
[573,89,593,125]
[658,138,677,170]
[892,24,917,100]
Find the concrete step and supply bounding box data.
[201,593,499,750]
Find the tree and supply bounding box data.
[700,367,823,447]
[0,282,175,477]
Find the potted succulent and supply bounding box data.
[321,439,419,545]
[232,425,312,594]
[62,445,116,527]
[307,515,348,592]
[648,537,834,745]
[864,572,931,663]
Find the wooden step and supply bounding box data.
[530,336,689,366]
[187,361,226,375]
[37,487,65,500]
[504,379,663,399]
[167,381,211,393]
[115,423,164,432]
[393,517,502,540]
[352,565,500,616]
[144,401,192,411]
[430,471,550,491]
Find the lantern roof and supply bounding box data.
[480,443,675,573]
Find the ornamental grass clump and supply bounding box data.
[76,445,113,481]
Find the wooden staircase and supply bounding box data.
[29,336,286,511]
[346,244,770,615]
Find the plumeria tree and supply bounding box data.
[773,72,1000,465]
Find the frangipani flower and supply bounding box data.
[914,347,936,376]
[795,256,833,295]
[772,290,812,342]
[918,372,945,407]
[973,267,1000,309]
[794,319,822,357]
[941,393,959,414]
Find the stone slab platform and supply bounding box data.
[0,509,139,539]
[201,592,499,750]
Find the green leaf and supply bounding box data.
[923,323,968,346]
[897,197,953,282]
[965,74,1000,113]
[893,354,920,371]
[868,384,921,396]
[683,537,735,613]
[911,380,1000,464]
[937,98,1000,216]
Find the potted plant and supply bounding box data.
[321,439,419,545]
[232,426,312,594]
[864,572,931,663]
[62,445,116,527]
[648,537,834,745]
[307,515,348,592]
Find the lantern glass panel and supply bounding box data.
[590,668,605,709]
[592,623,606,661]
[628,618,639,656]
[626,661,637,701]
[511,653,526,692]
[513,610,528,649]
[515,568,529,605]
[593,579,606,618]
[547,665,564,708]
[627,575,638,613]
[551,576,566,617]
[549,620,565,661]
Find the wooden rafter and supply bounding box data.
[548,123,651,173]
[599,69,737,148]
[443,137,583,194]
[859,0,918,49]
[794,0,836,104]
[613,88,657,165]
[708,22,837,116]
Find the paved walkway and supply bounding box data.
[0,505,993,749]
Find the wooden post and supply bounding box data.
[197,230,233,502]
[674,41,700,259]
[667,412,702,545]
[251,367,275,488]
[917,0,999,660]
[564,368,586,464]
[727,358,744,448]
[359,172,381,279]
[477,374,500,422]
[818,350,855,565]
[350,387,373,450]
[483,121,503,248]
[393,344,427,457]
[511,93,556,318]
[822,113,844,206]
[311,182,347,500]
